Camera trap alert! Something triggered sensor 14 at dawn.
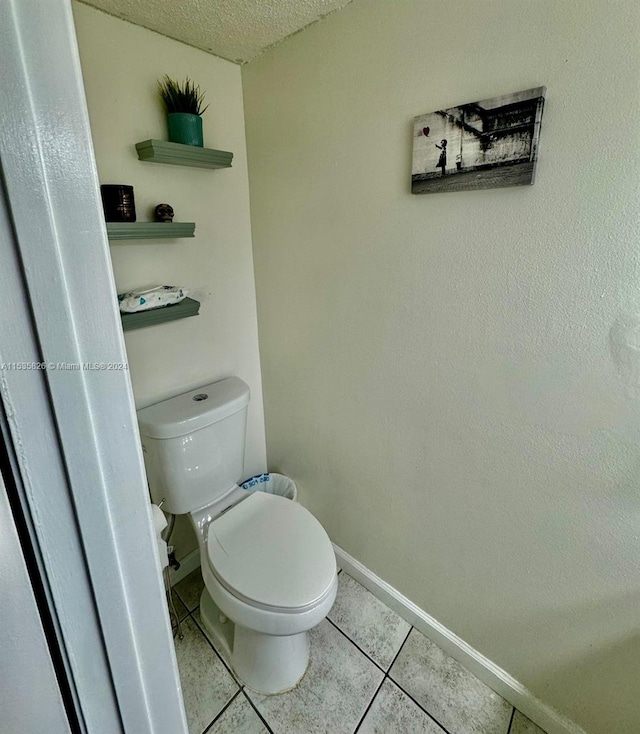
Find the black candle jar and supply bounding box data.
[100,184,136,222]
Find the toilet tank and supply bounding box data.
[137,377,250,515]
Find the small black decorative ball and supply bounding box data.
[154,203,174,222]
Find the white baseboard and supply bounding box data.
[333,544,586,734]
[167,548,200,586]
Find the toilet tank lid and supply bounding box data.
[137,377,250,439]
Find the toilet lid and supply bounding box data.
[207,492,336,610]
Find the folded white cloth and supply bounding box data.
[118,285,188,313]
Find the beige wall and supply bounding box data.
[242,1,640,732]
[73,3,267,559]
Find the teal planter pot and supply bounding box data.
[167,113,203,147]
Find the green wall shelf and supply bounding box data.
[135,139,234,169]
[120,297,200,332]
[106,222,195,240]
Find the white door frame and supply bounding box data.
[0,1,188,732]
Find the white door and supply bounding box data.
[0,1,188,732]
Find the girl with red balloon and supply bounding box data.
[435,139,448,176]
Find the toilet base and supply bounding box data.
[200,588,310,695]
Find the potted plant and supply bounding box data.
[158,75,209,147]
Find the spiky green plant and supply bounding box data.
[158,76,209,116]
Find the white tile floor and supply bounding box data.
[171,569,547,734]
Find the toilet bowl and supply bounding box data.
[195,491,337,693]
[137,378,337,694]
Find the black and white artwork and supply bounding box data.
[411,87,545,195]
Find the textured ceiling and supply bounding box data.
[79,0,353,64]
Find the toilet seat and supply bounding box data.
[207,492,336,612]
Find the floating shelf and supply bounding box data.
[121,297,200,332]
[106,222,195,240]
[135,139,233,169]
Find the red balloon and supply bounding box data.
[423,126,430,136]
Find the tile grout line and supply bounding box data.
[327,571,415,672]
[352,674,387,734]
[182,601,273,732]
[387,625,413,672]
[172,576,241,683]
[384,627,455,734]
[330,570,417,672]
[174,578,251,726]
[188,606,244,687]
[386,676,454,734]
[240,688,275,734]
[326,617,387,674]
[351,625,455,734]
[171,581,193,608]
[383,626,518,734]
[201,689,241,734]
[331,571,458,733]
[328,600,456,734]
[173,587,199,622]
[351,625,413,734]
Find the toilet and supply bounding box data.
[137,377,337,694]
